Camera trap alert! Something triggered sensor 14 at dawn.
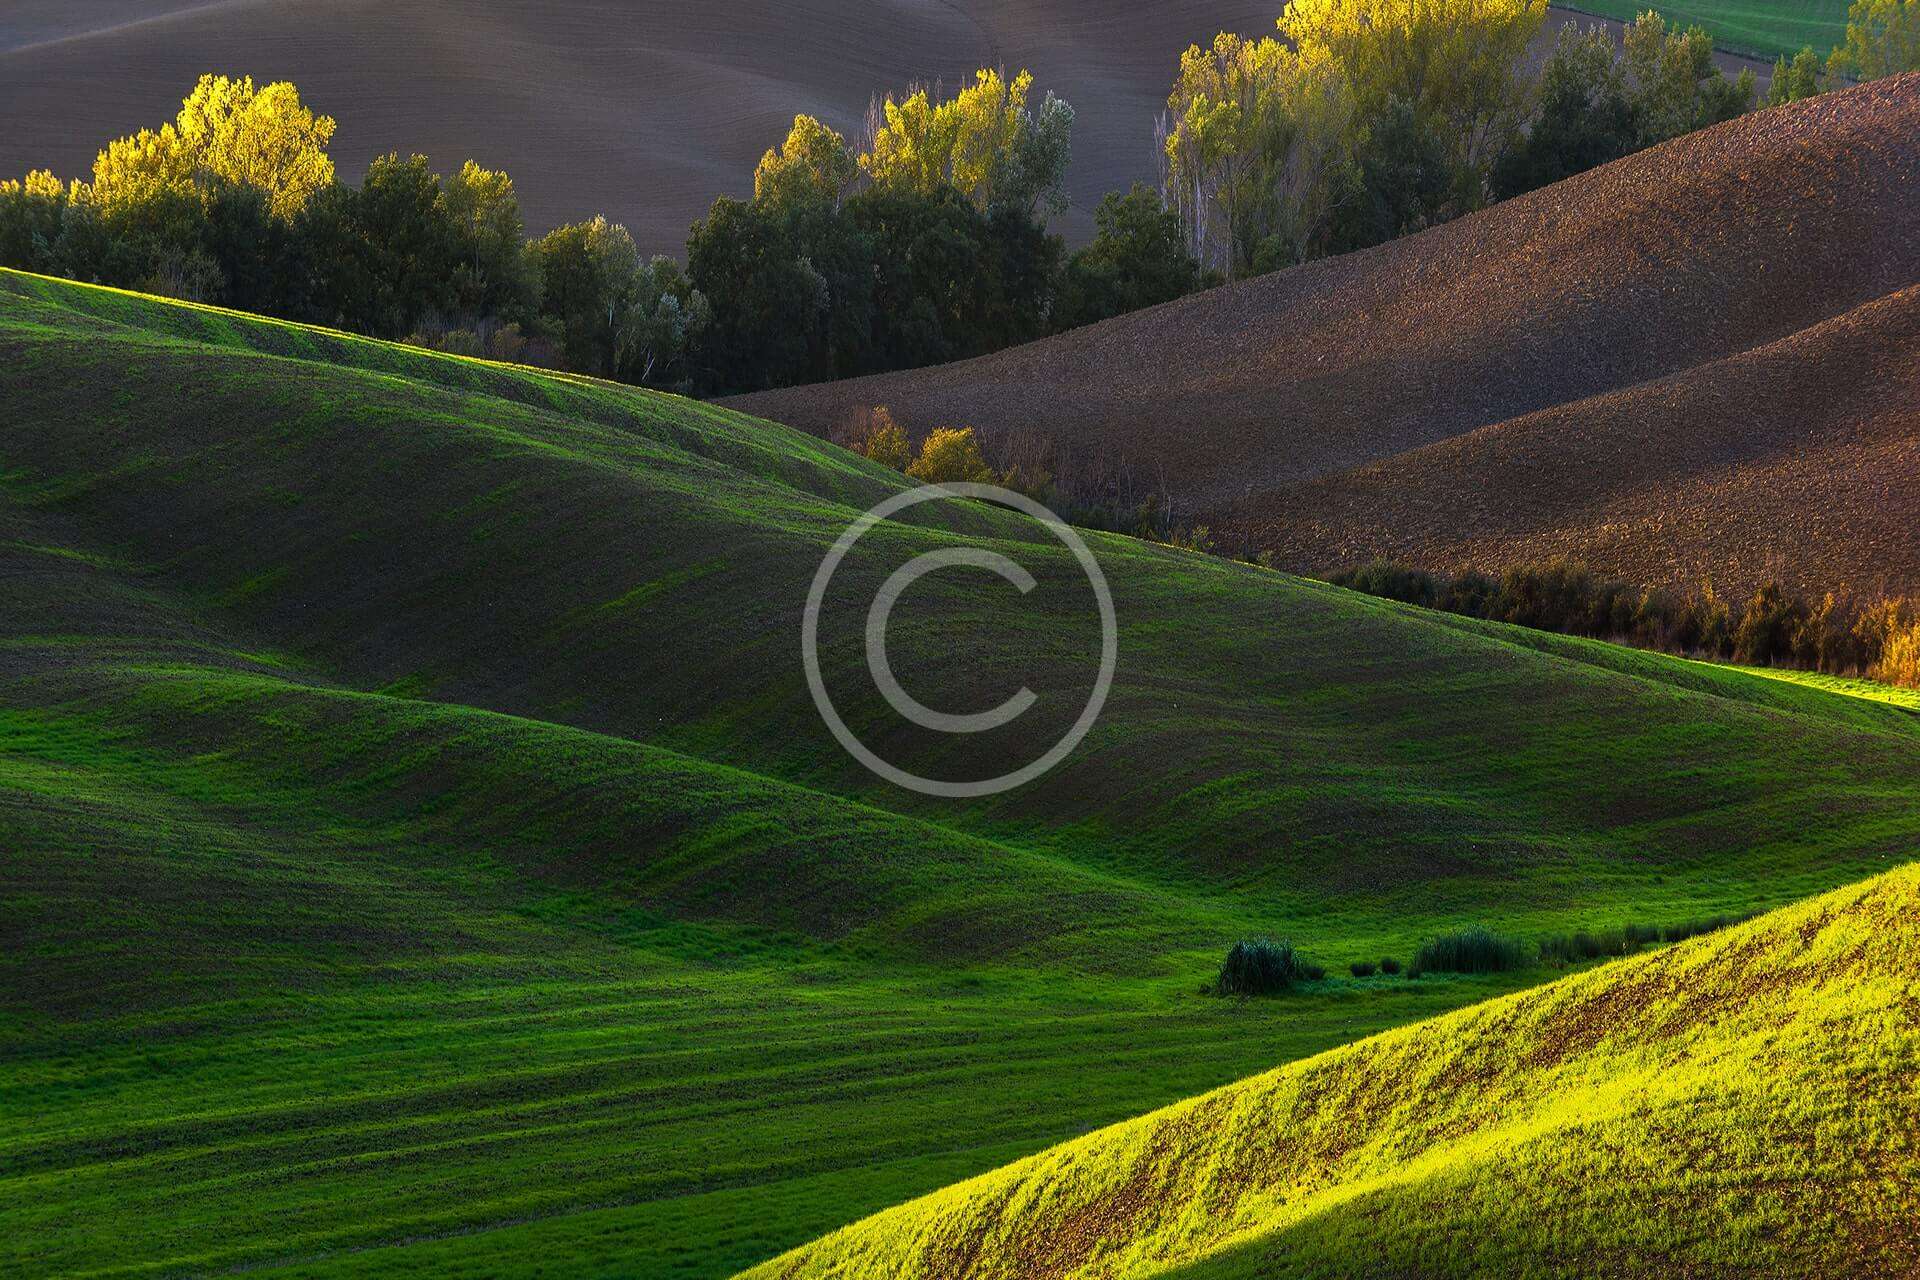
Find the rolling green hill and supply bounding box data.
[749,865,1920,1279]
[4,269,1919,1277]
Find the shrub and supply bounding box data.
[1379,956,1402,975]
[1324,558,1920,691]
[1329,560,1442,608]
[1410,925,1529,975]
[1538,927,1631,964]
[1213,937,1318,996]
[906,426,996,485]
[854,406,913,471]
[1350,959,1377,977]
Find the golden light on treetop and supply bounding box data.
[860,69,1074,216]
[91,74,336,219]
[1278,0,1546,170]
[754,115,858,209]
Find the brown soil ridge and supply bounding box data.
[1229,282,1920,599]
[727,74,1920,595]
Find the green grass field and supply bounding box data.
[754,867,1920,1278]
[4,268,1918,1277]
[1559,0,1852,61]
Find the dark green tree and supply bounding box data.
[1492,25,1638,199]
[1056,184,1198,331]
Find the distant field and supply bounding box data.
[1562,0,1851,60]
[7,271,1920,1277]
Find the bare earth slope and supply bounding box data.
[745,865,1920,1280]
[1244,283,1920,598]
[729,75,1920,596]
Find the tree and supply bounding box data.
[444,160,538,321]
[0,171,68,272]
[1342,95,1458,247]
[1492,23,1638,199]
[1056,184,1198,330]
[1766,47,1825,105]
[1162,33,1360,276]
[617,256,711,389]
[862,69,1074,216]
[92,74,335,219]
[1279,0,1547,183]
[754,116,858,210]
[349,153,463,336]
[531,215,644,375]
[1828,0,1920,81]
[1623,12,1755,148]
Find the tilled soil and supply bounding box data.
[730,75,1920,597]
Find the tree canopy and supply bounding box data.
[91,74,335,219]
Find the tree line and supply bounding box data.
[3,3,1915,394]
[1329,559,1920,690]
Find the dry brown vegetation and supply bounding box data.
[730,74,1920,597]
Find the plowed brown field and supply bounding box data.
[729,74,1920,597]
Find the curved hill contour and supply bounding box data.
[5,270,1920,1278]
[729,74,1920,596]
[745,865,1920,1280]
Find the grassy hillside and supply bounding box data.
[1565,0,1850,61]
[729,75,1920,597]
[5,269,1920,1277]
[749,864,1920,1279]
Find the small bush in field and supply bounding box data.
[853,406,913,471]
[906,426,996,484]
[1411,926,1529,976]
[1212,938,1320,996]
[1379,956,1402,975]
[1350,960,1377,977]
[1538,927,1631,964]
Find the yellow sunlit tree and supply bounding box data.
[861,69,1073,215]
[1278,0,1546,174]
[91,74,335,218]
[754,115,859,209]
[1162,33,1357,276]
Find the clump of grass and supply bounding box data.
[1379,957,1402,975]
[1541,912,1764,967]
[1538,927,1632,964]
[1410,926,1530,976]
[1350,960,1377,978]
[1210,938,1321,996]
